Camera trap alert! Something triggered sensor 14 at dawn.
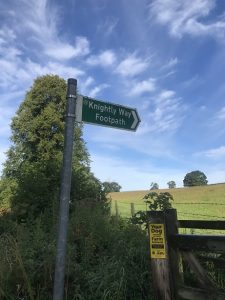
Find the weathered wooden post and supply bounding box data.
[148,210,174,300]
[131,203,135,217]
[164,209,181,299]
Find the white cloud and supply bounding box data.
[97,17,118,36]
[79,76,95,94]
[88,83,110,98]
[26,60,84,79]
[0,102,19,171]
[149,0,225,39]
[16,0,59,43]
[0,2,87,92]
[5,0,90,61]
[0,26,16,42]
[46,36,90,60]
[161,57,179,70]
[158,90,176,100]
[129,78,156,96]
[217,107,225,120]
[87,50,116,67]
[115,54,150,77]
[197,146,225,159]
[79,77,111,97]
[0,54,84,91]
[182,75,203,88]
[146,89,186,133]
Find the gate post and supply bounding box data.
[165,209,181,299]
[148,210,174,300]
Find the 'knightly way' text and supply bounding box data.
[85,100,133,126]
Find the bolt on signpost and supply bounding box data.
[53,79,140,300]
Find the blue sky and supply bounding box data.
[1,0,225,191]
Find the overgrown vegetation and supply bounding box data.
[0,75,152,299]
[0,203,152,299]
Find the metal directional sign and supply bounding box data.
[76,95,140,131]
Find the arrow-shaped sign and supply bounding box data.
[76,95,141,131]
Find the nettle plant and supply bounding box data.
[143,192,173,210]
[131,192,174,227]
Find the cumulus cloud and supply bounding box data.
[157,90,176,100]
[46,36,90,60]
[115,54,150,77]
[149,0,225,39]
[129,78,156,96]
[87,50,116,67]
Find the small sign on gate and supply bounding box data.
[149,224,166,259]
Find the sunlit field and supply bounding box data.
[109,184,225,230]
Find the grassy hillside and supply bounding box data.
[109,184,225,223]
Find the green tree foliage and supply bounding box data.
[0,75,105,220]
[143,192,173,210]
[131,192,174,227]
[102,181,122,193]
[183,170,208,187]
[167,180,176,189]
[150,182,159,190]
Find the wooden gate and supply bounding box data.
[148,209,225,300]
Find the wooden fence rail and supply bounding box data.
[179,220,225,230]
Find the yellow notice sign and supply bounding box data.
[149,224,166,259]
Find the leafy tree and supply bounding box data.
[1,75,105,220]
[102,181,122,193]
[167,180,176,189]
[150,182,159,190]
[183,170,208,187]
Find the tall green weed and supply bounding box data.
[0,202,152,299]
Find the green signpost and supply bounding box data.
[76,95,140,131]
[54,82,141,300]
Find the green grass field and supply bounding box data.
[109,184,225,233]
